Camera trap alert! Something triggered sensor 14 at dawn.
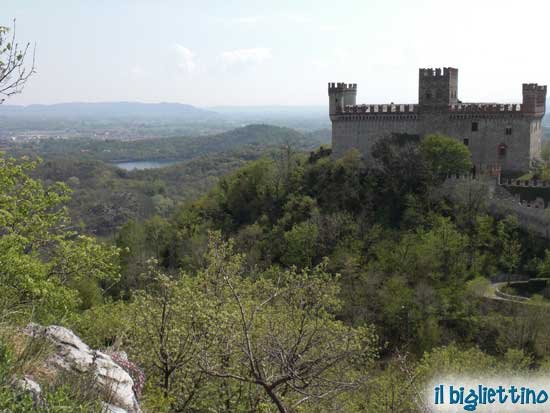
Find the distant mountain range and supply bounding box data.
[0,102,219,119]
[0,102,329,119]
[209,105,326,118]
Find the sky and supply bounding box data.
[2,0,550,107]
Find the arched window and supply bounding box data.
[498,143,507,157]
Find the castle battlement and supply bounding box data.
[328,82,357,92]
[501,177,550,188]
[449,103,523,113]
[523,83,547,92]
[342,104,418,114]
[419,67,457,78]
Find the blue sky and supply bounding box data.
[3,0,550,106]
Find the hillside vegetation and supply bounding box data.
[10,124,330,162]
[23,125,329,236]
[4,133,550,412]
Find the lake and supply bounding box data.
[113,160,180,171]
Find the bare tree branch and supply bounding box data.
[0,19,36,103]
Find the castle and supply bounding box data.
[328,68,546,173]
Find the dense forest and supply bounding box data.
[3,128,550,412]
[15,125,330,236]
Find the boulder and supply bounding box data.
[23,323,141,413]
[13,376,42,407]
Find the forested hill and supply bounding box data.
[10,124,330,162]
[23,125,330,235]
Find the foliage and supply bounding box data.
[420,133,472,176]
[0,155,120,323]
[5,122,550,411]
[127,233,377,412]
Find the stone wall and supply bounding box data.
[417,112,540,173]
[489,196,550,239]
[329,67,546,174]
[331,111,542,173]
[331,115,418,160]
[445,174,550,239]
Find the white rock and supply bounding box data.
[15,376,41,395]
[24,323,141,413]
[13,376,42,408]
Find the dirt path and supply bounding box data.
[484,281,530,303]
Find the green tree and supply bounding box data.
[0,155,120,322]
[497,216,522,282]
[281,220,319,267]
[371,135,431,225]
[128,232,378,412]
[537,249,550,278]
[197,232,377,413]
[128,261,210,412]
[420,133,472,176]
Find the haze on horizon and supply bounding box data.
[3,0,550,108]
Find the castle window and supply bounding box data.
[463,138,469,146]
[498,143,507,157]
[425,92,431,100]
[505,127,512,135]
[471,122,478,132]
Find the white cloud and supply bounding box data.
[220,48,272,66]
[174,44,197,74]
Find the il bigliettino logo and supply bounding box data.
[426,377,550,412]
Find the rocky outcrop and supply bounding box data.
[23,323,142,413]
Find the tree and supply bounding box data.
[371,135,431,225]
[0,20,35,103]
[128,262,210,412]
[197,232,377,412]
[497,216,522,284]
[420,134,472,177]
[0,155,120,322]
[130,232,377,412]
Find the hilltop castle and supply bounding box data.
[328,68,546,173]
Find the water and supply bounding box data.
[113,160,180,171]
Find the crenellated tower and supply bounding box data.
[418,67,458,107]
[328,82,357,116]
[522,83,547,116]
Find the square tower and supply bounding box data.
[418,67,458,107]
[522,83,546,116]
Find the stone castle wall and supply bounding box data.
[329,68,546,174]
[332,111,541,172]
[418,112,540,173]
[445,174,550,239]
[331,113,418,159]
